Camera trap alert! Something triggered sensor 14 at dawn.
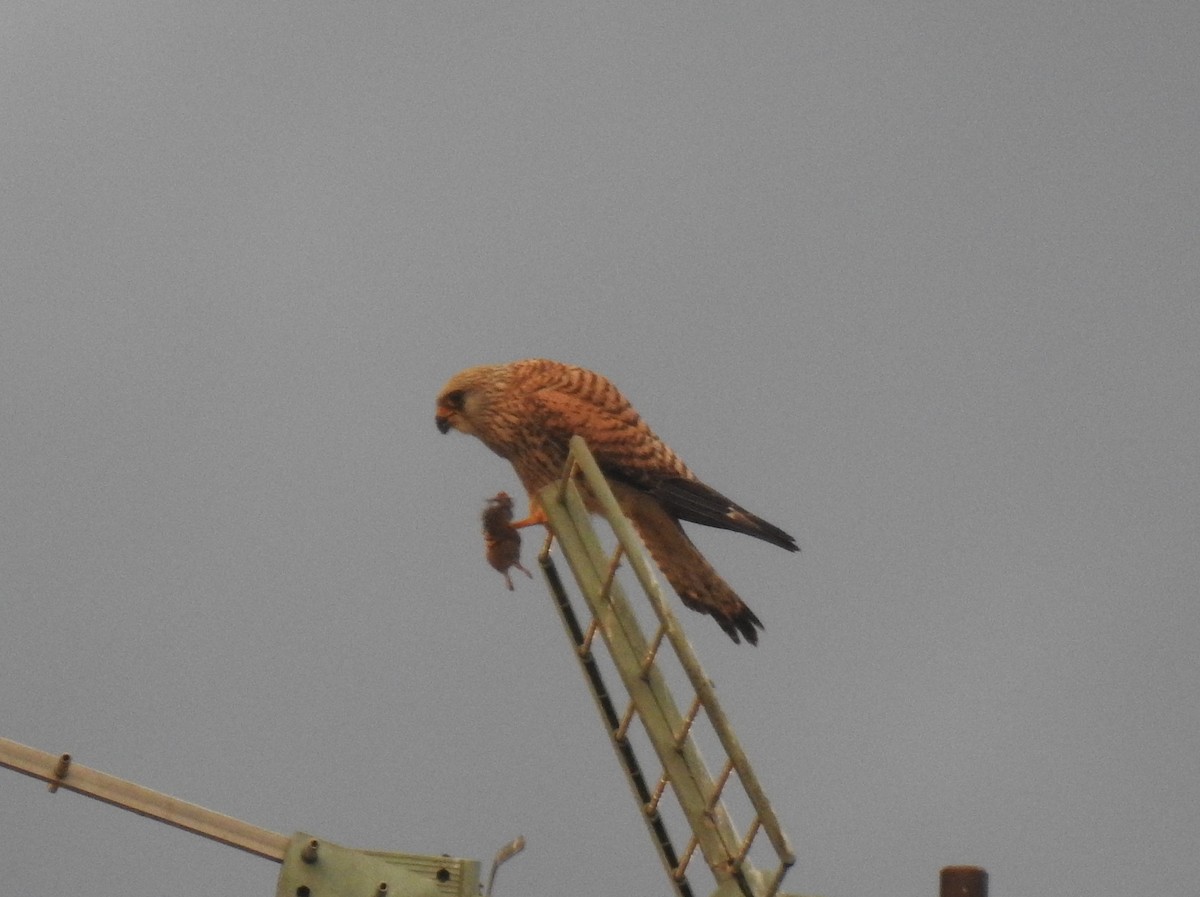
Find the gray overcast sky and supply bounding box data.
[3,3,1198,896]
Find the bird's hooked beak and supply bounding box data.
[436,385,470,435]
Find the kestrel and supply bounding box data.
[482,491,533,590]
[435,359,798,645]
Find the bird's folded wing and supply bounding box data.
[531,388,797,552]
[530,387,685,479]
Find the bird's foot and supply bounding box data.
[510,507,548,529]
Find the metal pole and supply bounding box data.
[0,736,290,861]
[940,866,987,897]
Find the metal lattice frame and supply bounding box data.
[536,436,800,897]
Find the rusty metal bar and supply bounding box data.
[640,625,667,679]
[706,759,735,812]
[673,835,700,882]
[615,699,637,744]
[579,618,599,655]
[734,817,762,866]
[941,866,988,897]
[673,696,703,750]
[646,772,670,816]
[599,543,625,603]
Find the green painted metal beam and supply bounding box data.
[1,737,481,897]
[536,436,803,897]
[276,833,479,897]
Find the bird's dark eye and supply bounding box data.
[443,389,466,410]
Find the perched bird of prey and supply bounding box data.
[435,359,798,645]
[482,491,533,590]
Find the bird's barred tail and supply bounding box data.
[627,502,765,645]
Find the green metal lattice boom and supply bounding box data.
[536,436,800,897]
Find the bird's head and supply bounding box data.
[435,364,504,438]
